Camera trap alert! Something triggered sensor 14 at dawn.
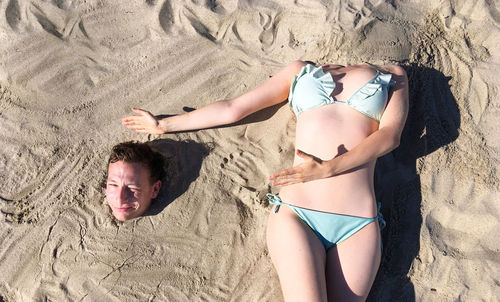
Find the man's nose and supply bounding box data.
[117,186,130,203]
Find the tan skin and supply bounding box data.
[122,60,409,301]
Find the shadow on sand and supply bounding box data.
[368,65,460,301]
[143,139,210,216]
[140,101,285,216]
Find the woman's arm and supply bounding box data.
[122,61,306,134]
[270,65,409,186]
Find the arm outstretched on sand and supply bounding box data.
[122,61,306,134]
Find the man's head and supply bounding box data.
[106,142,164,221]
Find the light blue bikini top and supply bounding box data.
[288,64,395,122]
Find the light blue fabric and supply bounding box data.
[288,64,395,122]
[267,193,385,250]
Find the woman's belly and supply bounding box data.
[278,103,379,217]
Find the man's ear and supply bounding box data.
[151,180,162,198]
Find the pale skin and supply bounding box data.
[106,161,161,221]
[122,60,409,301]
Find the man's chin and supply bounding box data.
[112,209,140,221]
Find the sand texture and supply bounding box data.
[1,0,499,301]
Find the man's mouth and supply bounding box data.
[115,206,135,212]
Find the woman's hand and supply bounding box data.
[269,150,331,186]
[121,108,165,134]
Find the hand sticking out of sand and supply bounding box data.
[269,150,331,186]
[122,108,165,134]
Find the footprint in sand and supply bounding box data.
[158,0,174,34]
[6,0,21,30]
[219,151,263,192]
[257,12,279,48]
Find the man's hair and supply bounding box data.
[108,141,165,183]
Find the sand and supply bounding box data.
[0,0,499,301]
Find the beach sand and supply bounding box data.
[0,1,499,301]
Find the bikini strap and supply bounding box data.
[377,202,386,230]
[266,193,284,213]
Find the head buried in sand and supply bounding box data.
[106,141,164,221]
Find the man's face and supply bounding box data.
[106,161,161,221]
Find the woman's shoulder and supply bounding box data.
[286,60,309,72]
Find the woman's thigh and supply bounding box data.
[326,220,381,302]
[266,206,328,302]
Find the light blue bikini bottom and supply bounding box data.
[267,193,385,250]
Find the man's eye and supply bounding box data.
[107,183,117,187]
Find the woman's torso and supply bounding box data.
[279,63,386,218]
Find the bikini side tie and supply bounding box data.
[266,193,284,213]
[376,202,386,230]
